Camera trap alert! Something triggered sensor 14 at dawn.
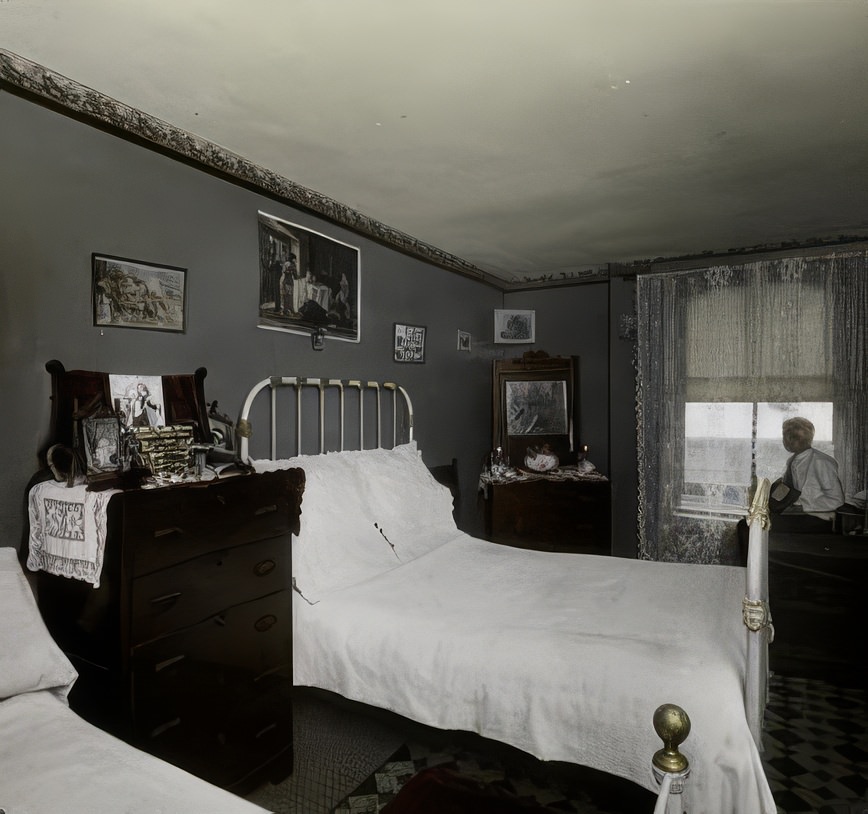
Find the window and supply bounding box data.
[636,251,867,562]
[681,401,834,519]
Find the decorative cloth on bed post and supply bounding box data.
[744,477,772,749]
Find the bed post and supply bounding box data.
[744,477,772,748]
[651,703,691,814]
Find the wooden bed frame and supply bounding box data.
[235,375,773,812]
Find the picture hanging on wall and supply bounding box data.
[457,330,471,351]
[494,309,535,344]
[393,323,426,363]
[92,254,187,333]
[257,211,361,343]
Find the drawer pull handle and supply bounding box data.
[155,654,185,672]
[150,591,182,607]
[254,614,277,632]
[213,614,227,627]
[154,526,184,539]
[254,504,278,516]
[253,559,276,577]
[150,717,181,739]
[255,722,278,739]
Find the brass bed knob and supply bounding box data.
[652,703,691,774]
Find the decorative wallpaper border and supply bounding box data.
[0,49,508,286]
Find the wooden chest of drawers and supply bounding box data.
[34,469,305,793]
[481,477,611,554]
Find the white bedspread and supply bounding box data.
[0,690,268,814]
[294,533,776,814]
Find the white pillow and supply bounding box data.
[253,442,456,602]
[0,548,78,700]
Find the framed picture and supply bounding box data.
[81,415,122,479]
[93,254,187,332]
[457,330,471,351]
[504,380,569,436]
[109,374,166,429]
[492,355,579,467]
[257,211,361,343]
[393,323,426,363]
[494,309,535,344]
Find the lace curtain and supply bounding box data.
[637,251,867,562]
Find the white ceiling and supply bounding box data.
[3,0,868,285]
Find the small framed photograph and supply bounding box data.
[457,330,471,351]
[393,323,426,363]
[93,254,187,332]
[494,309,535,344]
[81,415,122,479]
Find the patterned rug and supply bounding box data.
[330,742,642,814]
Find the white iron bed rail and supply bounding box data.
[236,376,414,461]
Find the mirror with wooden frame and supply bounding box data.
[492,354,579,469]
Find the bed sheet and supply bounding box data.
[293,533,776,814]
[0,690,269,814]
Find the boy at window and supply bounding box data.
[739,416,845,564]
[775,416,845,530]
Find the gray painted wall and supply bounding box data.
[1,89,640,556]
[504,280,641,558]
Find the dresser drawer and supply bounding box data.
[124,470,302,576]
[130,536,289,643]
[137,681,293,790]
[131,591,291,699]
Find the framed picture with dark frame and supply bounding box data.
[81,414,123,481]
[393,322,426,363]
[257,210,361,343]
[492,355,579,467]
[93,254,187,333]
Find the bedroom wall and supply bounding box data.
[504,279,640,558]
[0,89,513,547]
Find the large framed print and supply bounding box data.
[258,211,361,343]
[93,254,187,333]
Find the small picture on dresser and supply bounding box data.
[109,374,166,429]
[81,416,122,477]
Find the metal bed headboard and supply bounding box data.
[236,376,414,461]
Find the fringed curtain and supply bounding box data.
[637,251,867,562]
